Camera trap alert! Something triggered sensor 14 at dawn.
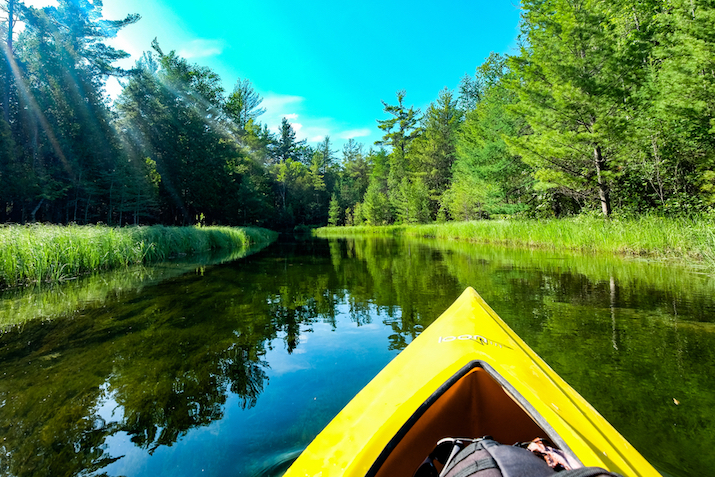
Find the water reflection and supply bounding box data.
[0,236,713,476]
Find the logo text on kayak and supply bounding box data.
[438,335,510,349]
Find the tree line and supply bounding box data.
[1,0,714,229]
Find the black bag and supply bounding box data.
[414,437,623,477]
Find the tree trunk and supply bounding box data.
[594,145,611,217]
[108,179,113,224]
[3,0,14,124]
[30,198,44,222]
[84,194,91,224]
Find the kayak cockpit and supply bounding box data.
[368,361,578,477]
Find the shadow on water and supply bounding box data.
[0,235,713,476]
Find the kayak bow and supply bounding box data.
[284,287,659,477]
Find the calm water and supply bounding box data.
[1,236,714,477]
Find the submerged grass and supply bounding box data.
[315,215,715,266]
[0,224,277,288]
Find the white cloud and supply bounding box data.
[261,93,306,135]
[292,124,331,143]
[262,93,305,113]
[178,39,224,59]
[338,128,371,140]
[259,92,377,149]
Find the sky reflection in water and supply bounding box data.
[1,236,714,477]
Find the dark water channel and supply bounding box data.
[1,236,714,477]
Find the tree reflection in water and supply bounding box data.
[0,236,714,476]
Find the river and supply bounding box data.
[1,235,713,476]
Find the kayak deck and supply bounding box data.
[285,287,659,477]
[372,363,549,476]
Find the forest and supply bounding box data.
[1,0,714,229]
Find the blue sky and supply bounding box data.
[30,0,523,152]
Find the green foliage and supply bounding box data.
[362,182,391,226]
[393,177,431,224]
[376,90,423,215]
[447,53,532,219]
[273,118,307,164]
[336,139,372,213]
[328,194,341,226]
[508,0,639,216]
[315,214,715,266]
[0,0,138,223]
[411,88,463,207]
[375,90,421,160]
[3,0,715,229]
[224,78,266,131]
[0,224,277,288]
[313,136,337,175]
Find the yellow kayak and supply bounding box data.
[284,287,659,477]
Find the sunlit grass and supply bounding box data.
[0,244,274,330]
[0,224,277,288]
[315,215,715,265]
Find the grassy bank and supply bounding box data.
[0,224,278,288]
[315,215,715,264]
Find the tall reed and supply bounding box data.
[0,224,277,288]
[315,215,715,263]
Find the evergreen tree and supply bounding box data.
[272,117,306,164]
[6,0,139,223]
[337,139,371,212]
[225,78,265,132]
[352,201,364,225]
[313,136,336,175]
[447,53,532,218]
[361,148,392,225]
[116,44,270,225]
[412,88,463,214]
[508,0,644,216]
[328,193,341,226]
[362,181,391,225]
[393,176,430,224]
[375,90,421,212]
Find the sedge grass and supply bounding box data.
[0,243,273,330]
[315,215,715,265]
[0,224,277,288]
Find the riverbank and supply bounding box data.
[0,224,278,288]
[314,215,715,265]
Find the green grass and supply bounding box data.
[0,244,271,330]
[315,215,715,265]
[0,224,277,288]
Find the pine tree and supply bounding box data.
[449,53,532,217]
[375,90,421,213]
[508,0,644,216]
[412,88,462,212]
[272,117,306,164]
[225,78,265,132]
[328,193,341,226]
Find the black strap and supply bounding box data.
[441,441,474,474]
[447,457,499,477]
[441,441,493,476]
